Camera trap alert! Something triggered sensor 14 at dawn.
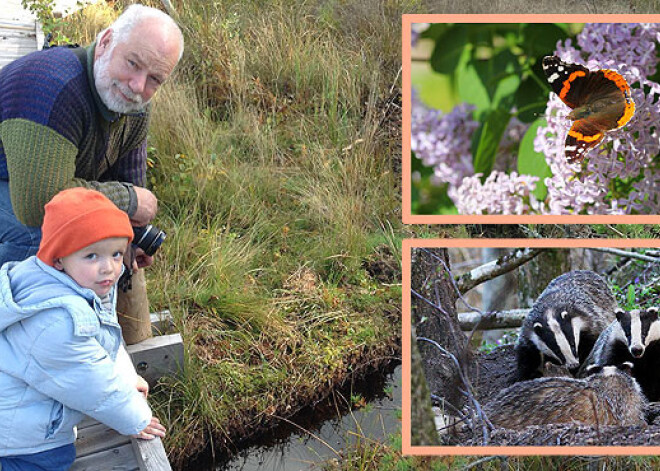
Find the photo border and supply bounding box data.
[402,14,660,224]
[402,237,660,455]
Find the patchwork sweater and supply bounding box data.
[0,43,150,227]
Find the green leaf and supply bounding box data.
[456,54,491,115]
[473,107,511,178]
[490,50,521,109]
[430,25,468,75]
[514,59,549,123]
[458,49,520,115]
[421,23,449,41]
[411,151,458,215]
[518,117,552,200]
[626,285,636,309]
[520,23,569,58]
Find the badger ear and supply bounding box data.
[560,310,568,320]
[619,361,634,375]
[585,364,603,376]
[615,308,626,322]
[647,307,659,318]
[533,322,543,334]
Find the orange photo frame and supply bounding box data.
[401,237,660,455]
[402,14,660,224]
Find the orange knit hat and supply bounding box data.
[37,188,134,266]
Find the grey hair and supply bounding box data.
[97,4,184,61]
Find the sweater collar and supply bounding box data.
[85,42,148,123]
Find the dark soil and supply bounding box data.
[444,345,660,447]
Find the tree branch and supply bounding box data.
[588,247,660,264]
[456,248,546,294]
[458,308,529,330]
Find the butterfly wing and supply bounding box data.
[584,69,635,130]
[542,55,592,109]
[543,56,635,163]
[565,119,605,163]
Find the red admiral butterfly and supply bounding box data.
[542,55,635,164]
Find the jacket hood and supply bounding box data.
[0,256,118,334]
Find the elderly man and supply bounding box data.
[0,4,184,343]
[0,4,183,263]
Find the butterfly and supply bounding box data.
[542,55,635,164]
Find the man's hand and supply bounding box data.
[134,247,154,268]
[131,186,158,226]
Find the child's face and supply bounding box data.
[53,237,129,297]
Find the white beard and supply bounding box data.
[93,45,147,114]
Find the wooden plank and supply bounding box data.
[71,443,139,471]
[126,333,184,385]
[132,437,172,471]
[77,415,99,431]
[75,422,130,458]
[0,21,35,31]
[150,310,175,335]
[0,44,36,54]
[0,29,37,39]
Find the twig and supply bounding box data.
[588,247,660,264]
[456,247,545,294]
[431,394,470,424]
[462,456,502,470]
[268,413,341,457]
[417,337,492,445]
[418,248,490,346]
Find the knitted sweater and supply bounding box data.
[0,44,150,227]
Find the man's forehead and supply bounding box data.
[117,38,178,77]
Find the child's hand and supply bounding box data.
[136,375,149,398]
[132,417,166,440]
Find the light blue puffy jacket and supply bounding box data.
[0,256,152,456]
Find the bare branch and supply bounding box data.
[458,308,529,330]
[417,336,493,445]
[588,247,660,264]
[456,248,546,294]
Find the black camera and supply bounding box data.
[132,224,166,256]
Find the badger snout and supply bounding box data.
[567,362,580,374]
[630,345,645,358]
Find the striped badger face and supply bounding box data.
[532,307,586,373]
[615,307,660,358]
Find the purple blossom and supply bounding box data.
[411,27,419,47]
[411,23,429,47]
[453,171,541,215]
[411,89,477,188]
[535,23,660,215]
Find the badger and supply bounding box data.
[514,270,617,382]
[579,307,660,401]
[484,363,647,430]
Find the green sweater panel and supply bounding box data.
[0,119,134,227]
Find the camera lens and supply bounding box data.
[132,224,166,256]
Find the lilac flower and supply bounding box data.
[453,171,541,215]
[411,23,429,47]
[411,89,477,188]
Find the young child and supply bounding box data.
[0,188,165,471]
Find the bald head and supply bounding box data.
[104,4,184,61]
